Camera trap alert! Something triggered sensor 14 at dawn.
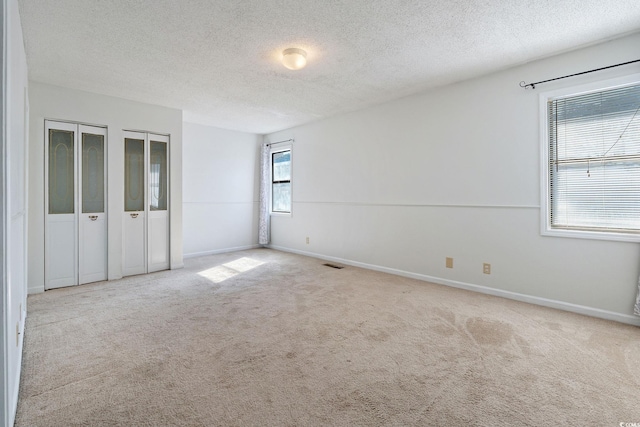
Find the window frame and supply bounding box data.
[270,144,292,216]
[540,72,640,242]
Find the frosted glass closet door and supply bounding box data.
[122,131,170,277]
[148,135,169,273]
[45,121,78,289]
[123,133,147,276]
[46,121,108,289]
[78,125,107,284]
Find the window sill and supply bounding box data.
[270,211,291,218]
[541,227,640,243]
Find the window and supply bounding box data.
[542,78,640,240]
[271,149,291,213]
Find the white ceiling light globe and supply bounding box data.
[282,48,307,70]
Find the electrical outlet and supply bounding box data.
[446,257,453,268]
[483,263,491,274]
[306,237,309,244]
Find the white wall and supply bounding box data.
[27,82,183,294]
[2,0,29,424]
[182,122,260,257]
[267,32,640,324]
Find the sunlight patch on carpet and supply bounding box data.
[198,257,265,284]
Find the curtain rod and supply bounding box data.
[264,138,293,146]
[519,59,640,90]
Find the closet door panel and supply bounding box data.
[46,216,76,288]
[148,215,169,269]
[148,136,169,272]
[123,132,147,276]
[123,211,146,276]
[45,122,78,289]
[79,216,107,283]
[79,126,108,284]
[48,129,74,214]
[124,137,145,212]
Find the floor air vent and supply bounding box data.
[323,263,344,269]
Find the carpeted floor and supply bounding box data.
[15,248,640,426]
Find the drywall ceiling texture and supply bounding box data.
[17,0,640,134]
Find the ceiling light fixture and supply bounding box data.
[282,48,307,70]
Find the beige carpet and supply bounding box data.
[15,248,640,426]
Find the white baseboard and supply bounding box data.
[8,310,26,427]
[183,244,261,259]
[27,284,44,295]
[268,245,640,327]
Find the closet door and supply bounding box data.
[78,125,107,284]
[123,132,147,276]
[122,131,170,277]
[148,134,169,273]
[45,121,78,289]
[45,121,108,289]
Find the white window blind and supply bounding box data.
[548,83,640,233]
[271,150,291,213]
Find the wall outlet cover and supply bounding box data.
[483,263,491,274]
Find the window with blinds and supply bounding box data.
[271,149,291,213]
[548,82,640,234]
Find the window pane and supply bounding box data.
[552,160,640,230]
[150,140,168,211]
[125,138,144,212]
[273,151,291,181]
[48,129,74,214]
[82,133,104,213]
[272,183,291,212]
[549,83,640,233]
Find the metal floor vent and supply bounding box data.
[323,263,344,269]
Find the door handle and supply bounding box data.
[130,213,139,218]
[89,215,98,221]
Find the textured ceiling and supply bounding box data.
[17,0,640,134]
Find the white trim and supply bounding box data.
[28,284,44,294]
[183,201,258,205]
[0,2,8,425]
[270,211,292,217]
[183,244,261,259]
[22,83,28,306]
[43,117,107,130]
[8,321,22,427]
[540,72,640,243]
[269,244,640,326]
[294,201,539,209]
[123,128,170,137]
